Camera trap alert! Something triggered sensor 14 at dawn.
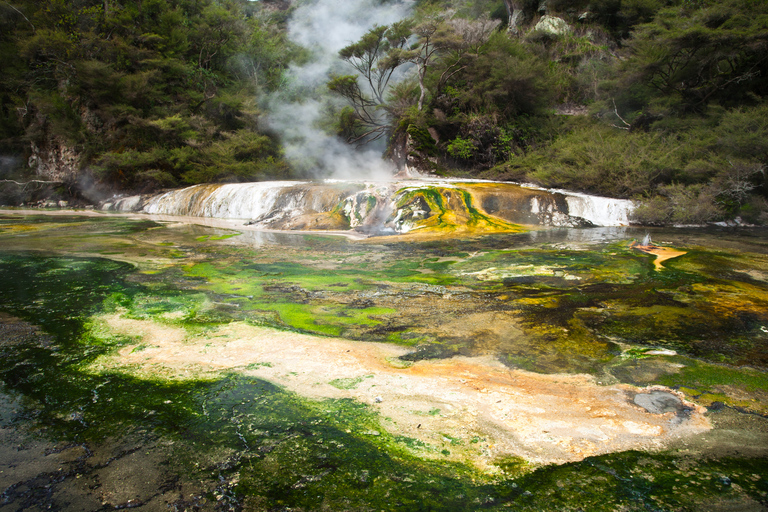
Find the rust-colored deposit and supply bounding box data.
[631,241,687,270]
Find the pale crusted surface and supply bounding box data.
[93,314,711,468]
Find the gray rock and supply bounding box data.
[534,15,572,36]
[633,391,683,414]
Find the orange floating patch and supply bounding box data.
[631,241,687,271]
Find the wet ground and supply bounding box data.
[0,211,767,510]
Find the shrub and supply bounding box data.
[631,183,725,225]
[446,136,476,160]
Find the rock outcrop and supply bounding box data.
[27,139,81,183]
[534,15,572,36]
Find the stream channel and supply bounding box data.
[0,210,767,511]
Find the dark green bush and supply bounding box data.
[2,0,294,192]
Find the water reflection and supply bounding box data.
[528,226,628,242]
[0,212,767,511]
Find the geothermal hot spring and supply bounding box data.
[1,178,767,511]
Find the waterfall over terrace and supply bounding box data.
[105,180,634,234]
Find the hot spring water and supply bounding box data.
[0,207,766,511]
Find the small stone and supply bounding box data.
[645,349,677,356]
[374,396,383,403]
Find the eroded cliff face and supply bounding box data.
[19,98,89,185]
[27,138,81,183]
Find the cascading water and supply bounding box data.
[142,182,364,221]
[561,191,634,226]
[104,180,635,233]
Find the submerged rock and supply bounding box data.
[633,391,685,415]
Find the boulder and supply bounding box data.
[534,15,572,36]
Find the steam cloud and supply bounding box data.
[264,0,413,180]
[0,156,20,178]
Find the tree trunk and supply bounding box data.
[417,65,427,111]
[503,0,526,35]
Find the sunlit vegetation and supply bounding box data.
[1,0,766,220]
[331,0,768,224]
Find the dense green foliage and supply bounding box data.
[331,0,768,224]
[1,0,767,223]
[0,0,298,191]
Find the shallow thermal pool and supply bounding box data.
[0,212,767,510]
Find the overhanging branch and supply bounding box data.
[1,179,64,190]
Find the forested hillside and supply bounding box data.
[1,0,767,224]
[0,0,298,194]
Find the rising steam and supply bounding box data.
[264,0,413,180]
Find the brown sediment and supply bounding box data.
[631,242,687,271]
[92,314,711,470]
[0,312,54,347]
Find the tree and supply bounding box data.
[408,13,465,111]
[616,2,768,114]
[0,0,296,193]
[328,22,412,144]
[434,15,501,97]
[329,13,499,144]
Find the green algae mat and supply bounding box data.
[0,212,767,510]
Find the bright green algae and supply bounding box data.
[0,214,767,510]
[394,186,527,234]
[1,215,766,382]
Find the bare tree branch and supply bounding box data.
[611,99,631,130]
[1,1,34,32]
[1,179,63,189]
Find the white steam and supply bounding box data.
[0,156,21,177]
[264,0,413,180]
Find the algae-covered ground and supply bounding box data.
[0,212,767,511]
